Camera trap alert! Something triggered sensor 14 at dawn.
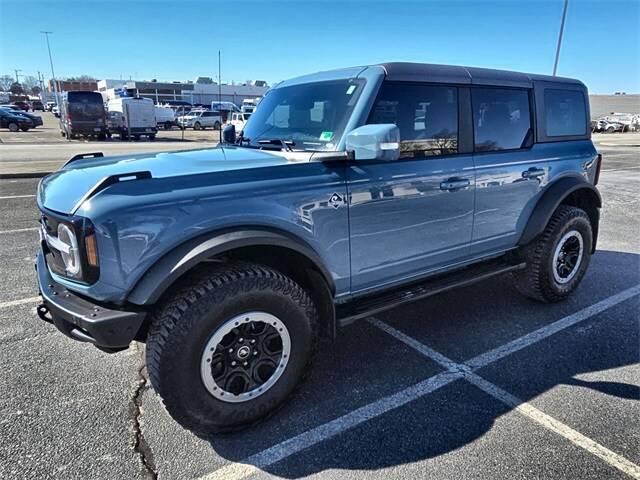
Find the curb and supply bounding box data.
[598,143,640,147]
[0,172,52,179]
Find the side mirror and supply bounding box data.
[222,124,236,144]
[345,124,400,161]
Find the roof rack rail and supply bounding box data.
[70,171,152,214]
[63,152,104,168]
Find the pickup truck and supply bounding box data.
[35,62,601,436]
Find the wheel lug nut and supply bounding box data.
[250,339,256,344]
[239,338,244,343]
[253,351,258,356]
[231,361,237,366]
[243,362,248,366]
[228,348,233,353]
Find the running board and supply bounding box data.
[337,258,526,326]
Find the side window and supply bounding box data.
[544,89,586,136]
[368,83,458,158]
[472,88,531,152]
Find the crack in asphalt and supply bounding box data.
[131,345,158,480]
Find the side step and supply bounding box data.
[337,258,526,326]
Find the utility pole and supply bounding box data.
[553,0,569,76]
[218,50,222,144]
[14,69,22,83]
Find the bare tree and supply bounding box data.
[0,75,14,91]
[9,82,24,95]
[64,74,97,82]
[21,75,39,91]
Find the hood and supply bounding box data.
[38,146,299,214]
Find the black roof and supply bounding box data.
[378,62,584,88]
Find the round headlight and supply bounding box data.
[57,223,81,276]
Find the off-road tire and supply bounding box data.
[513,205,592,303]
[146,263,318,436]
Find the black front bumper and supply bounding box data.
[36,251,146,351]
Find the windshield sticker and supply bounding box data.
[346,85,356,95]
[320,131,334,141]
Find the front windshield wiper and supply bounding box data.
[257,138,295,152]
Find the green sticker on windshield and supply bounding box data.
[320,131,334,141]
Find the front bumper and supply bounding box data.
[36,251,146,351]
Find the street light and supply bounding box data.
[553,0,569,76]
[40,31,58,103]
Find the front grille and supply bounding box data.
[40,212,68,278]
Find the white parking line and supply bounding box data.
[0,195,36,200]
[200,285,640,480]
[0,296,41,309]
[200,371,463,480]
[0,227,38,234]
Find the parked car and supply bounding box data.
[154,105,176,130]
[32,100,45,111]
[0,107,43,127]
[46,101,56,112]
[177,109,221,130]
[52,105,60,117]
[0,108,34,131]
[227,111,251,132]
[106,97,157,140]
[12,100,31,111]
[60,91,108,139]
[34,62,601,436]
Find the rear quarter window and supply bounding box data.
[544,89,587,137]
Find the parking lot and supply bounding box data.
[0,142,638,479]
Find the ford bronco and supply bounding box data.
[35,63,601,435]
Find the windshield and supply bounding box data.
[242,79,365,151]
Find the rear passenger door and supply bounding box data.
[469,87,545,255]
[347,82,475,294]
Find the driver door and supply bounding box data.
[348,82,475,294]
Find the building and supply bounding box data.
[97,77,269,107]
[48,79,98,92]
[589,94,640,119]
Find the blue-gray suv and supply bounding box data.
[35,63,601,435]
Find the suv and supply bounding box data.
[35,63,601,436]
[177,109,222,130]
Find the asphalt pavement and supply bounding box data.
[0,145,638,479]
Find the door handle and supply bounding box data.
[522,167,545,179]
[440,178,470,191]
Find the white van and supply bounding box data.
[155,106,176,130]
[107,97,157,140]
[228,111,252,132]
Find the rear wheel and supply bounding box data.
[214,121,221,130]
[146,263,317,436]
[164,121,173,130]
[513,205,592,303]
[194,122,202,130]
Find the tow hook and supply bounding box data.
[37,304,53,324]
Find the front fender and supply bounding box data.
[126,228,335,306]
[518,176,601,247]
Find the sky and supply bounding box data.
[0,0,638,93]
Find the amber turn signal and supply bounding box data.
[85,234,99,267]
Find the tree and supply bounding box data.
[65,75,96,82]
[0,75,13,91]
[31,86,42,96]
[9,82,24,95]
[21,75,39,91]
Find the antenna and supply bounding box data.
[218,50,222,144]
[553,0,569,76]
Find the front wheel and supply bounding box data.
[146,263,317,436]
[193,122,202,130]
[513,205,593,303]
[8,122,19,132]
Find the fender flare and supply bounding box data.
[518,176,602,247]
[127,228,335,306]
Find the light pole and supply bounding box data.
[553,0,569,76]
[14,69,22,83]
[41,31,58,102]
